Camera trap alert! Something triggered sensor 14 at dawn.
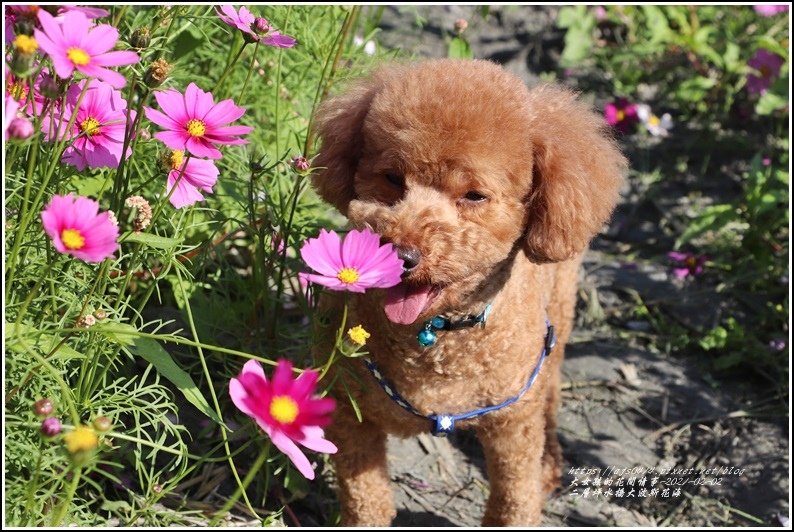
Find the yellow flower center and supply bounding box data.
[616,109,625,122]
[80,117,101,136]
[337,267,360,284]
[7,80,29,102]
[347,325,371,346]
[648,115,660,127]
[61,228,86,250]
[170,149,184,170]
[185,119,206,137]
[269,396,299,424]
[67,47,91,66]
[64,426,99,454]
[14,34,38,55]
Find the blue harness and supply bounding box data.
[363,310,556,437]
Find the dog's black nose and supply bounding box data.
[396,246,421,272]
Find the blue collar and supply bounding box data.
[416,303,493,347]
[364,320,556,436]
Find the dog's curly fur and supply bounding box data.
[310,59,626,526]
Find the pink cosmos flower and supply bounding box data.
[216,5,257,38]
[163,150,220,208]
[59,5,110,19]
[216,5,296,48]
[34,9,139,89]
[299,228,404,293]
[746,49,785,95]
[41,194,119,263]
[4,95,20,140]
[604,98,639,133]
[754,5,789,16]
[667,251,707,279]
[43,80,135,171]
[229,359,337,480]
[144,83,253,159]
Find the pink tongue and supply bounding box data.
[384,283,434,325]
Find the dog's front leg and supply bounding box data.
[327,406,395,526]
[477,405,547,526]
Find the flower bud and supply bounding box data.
[8,116,34,140]
[93,416,112,432]
[93,309,108,320]
[13,18,36,38]
[254,17,271,33]
[39,74,61,99]
[41,417,62,437]
[10,51,33,75]
[76,314,97,328]
[454,19,468,33]
[33,398,54,417]
[130,26,151,50]
[290,155,310,173]
[144,58,172,88]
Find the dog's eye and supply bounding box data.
[462,191,488,203]
[385,173,405,188]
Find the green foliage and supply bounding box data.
[4,5,388,526]
[557,6,789,384]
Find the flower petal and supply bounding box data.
[271,359,293,396]
[144,106,181,130]
[91,50,140,68]
[269,428,316,480]
[83,23,120,55]
[296,426,338,454]
[154,129,189,150]
[153,88,190,124]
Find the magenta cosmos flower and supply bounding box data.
[754,5,789,16]
[216,5,296,48]
[144,83,253,159]
[43,80,135,171]
[667,251,707,279]
[41,194,119,263]
[299,228,404,293]
[604,98,639,133]
[34,10,138,89]
[229,359,337,480]
[162,149,220,208]
[746,49,785,95]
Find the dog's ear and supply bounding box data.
[310,70,392,216]
[523,84,627,263]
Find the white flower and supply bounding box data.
[353,35,377,56]
[636,104,673,137]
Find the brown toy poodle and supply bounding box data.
[309,59,626,526]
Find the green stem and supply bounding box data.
[28,346,80,426]
[50,467,82,527]
[209,443,270,525]
[60,326,280,365]
[13,260,57,329]
[213,42,247,95]
[175,268,259,518]
[239,41,261,103]
[25,438,45,523]
[304,6,360,157]
[320,300,348,380]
